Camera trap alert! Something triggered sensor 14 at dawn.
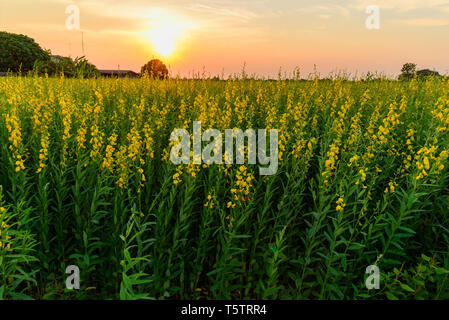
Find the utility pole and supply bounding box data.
[81,31,85,57]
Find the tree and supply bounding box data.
[0,31,50,73]
[399,63,417,80]
[141,59,169,79]
[416,69,440,78]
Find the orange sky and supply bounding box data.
[1,0,449,77]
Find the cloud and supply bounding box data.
[187,3,259,21]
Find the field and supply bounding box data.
[0,75,449,300]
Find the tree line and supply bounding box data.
[399,63,441,80]
[0,31,168,79]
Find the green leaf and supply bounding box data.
[386,292,398,300]
[421,254,430,262]
[400,283,415,293]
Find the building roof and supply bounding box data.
[99,70,138,74]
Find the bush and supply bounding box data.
[33,56,99,78]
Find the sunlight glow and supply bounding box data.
[147,18,195,58]
[152,25,177,57]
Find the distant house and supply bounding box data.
[99,70,139,78]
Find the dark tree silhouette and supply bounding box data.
[399,63,417,80]
[0,31,50,73]
[416,69,440,78]
[141,59,169,79]
[401,63,416,75]
[399,63,441,80]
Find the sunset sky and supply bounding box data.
[1,0,448,77]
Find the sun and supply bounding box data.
[146,18,195,58]
[151,25,178,57]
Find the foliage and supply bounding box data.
[140,59,169,79]
[33,56,99,78]
[0,31,50,73]
[400,63,417,79]
[416,69,441,79]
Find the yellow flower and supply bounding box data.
[227,201,236,209]
[423,157,430,170]
[335,197,346,212]
[0,221,12,250]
